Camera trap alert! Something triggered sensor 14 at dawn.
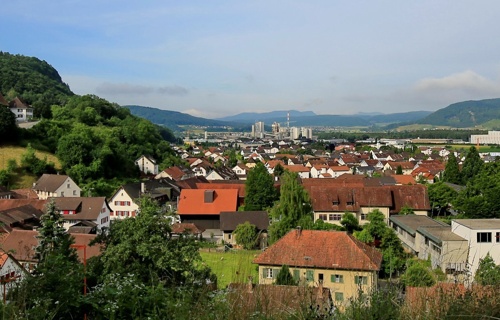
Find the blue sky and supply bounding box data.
[2,1,500,118]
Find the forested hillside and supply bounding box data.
[0,53,180,196]
[0,52,74,118]
[416,98,500,128]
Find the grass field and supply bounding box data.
[0,146,61,188]
[0,146,61,171]
[200,249,260,289]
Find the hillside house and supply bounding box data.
[32,174,81,200]
[52,197,112,231]
[109,180,179,220]
[7,96,33,122]
[253,230,382,305]
[135,155,159,175]
[0,251,27,296]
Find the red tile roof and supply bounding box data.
[171,222,205,235]
[0,199,47,211]
[177,189,238,215]
[196,182,246,197]
[1,229,101,263]
[253,230,382,271]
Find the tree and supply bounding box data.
[399,205,414,215]
[94,196,213,287]
[273,162,285,177]
[340,212,360,233]
[396,165,403,175]
[0,105,18,144]
[461,146,483,183]
[244,162,277,211]
[268,171,313,243]
[275,265,297,286]
[13,199,84,319]
[443,152,462,184]
[233,221,258,250]
[474,253,500,285]
[427,182,458,216]
[402,260,435,287]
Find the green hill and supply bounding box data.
[416,98,500,128]
[0,52,74,117]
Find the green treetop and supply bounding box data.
[244,162,278,211]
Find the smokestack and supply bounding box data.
[296,226,302,238]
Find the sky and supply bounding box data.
[2,1,500,119]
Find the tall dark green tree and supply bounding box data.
[0,105,17,144]
[275,265,297,286]
[443,152,462,184]
[461,146,483,183]
[427,181,458,216]
[244,162,277,211]
[268,171,313,243]
[13,199,84,319]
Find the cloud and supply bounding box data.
[96,82,189,96]
[157,85,189,96]
[414,70,500,96]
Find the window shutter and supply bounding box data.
[293,269,300,281]
[272,269,278,279]
[262,268,267,278]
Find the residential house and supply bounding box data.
[177,189,238,239]
[0,186,13,199]
[389,215,468,279]
[32,174,81,199]
[307,184,430,226]
[1,229,101,271]
[253,230,382,305]
[52,197,112,231]
[135,155,159,175]
[205,166,238,181]
[0,251,27,297]
[8,96,33,122]
[109,180,179,220]
[196,181,246,208]
[282,165,310,179]
[451,219,500,279]
[155,165,193,180]
[231,164,247,180]
[0,203,44,232]
[330,166,352,178]
[383,161,415,175]
[219,211,269,247]
[170,223,205,240]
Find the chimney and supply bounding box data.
[141,182,146,193]
[204,190,214,203]
[296,226,302,238]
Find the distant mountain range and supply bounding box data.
[125,98,500,131]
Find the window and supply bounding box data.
[477,232,492,243]
[67,183,70,188]
[61,192,64,197]
[73,190,77,195]
[329,214,342,221]
[331,274,344,283]
[497,232,500,243]
[335,292,344,302]
[319,214,327,221]
[263,268,276,279]
[228,233,232,240]
[318,273,324,283]
[360,214,367,220]
[354,276,368,285]
[431,243,441,254]
[306,270,314,282]
[332,200,340,206]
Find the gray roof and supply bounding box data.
[219,211,269,231]
[33,174,75,192]
[390,215,447,236]
[53,197,110,220]
[452,219,500,230]
[417,226,466,246]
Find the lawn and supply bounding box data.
[200,249,260,289]
[0,146,62,188]
[0,146,61,170]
